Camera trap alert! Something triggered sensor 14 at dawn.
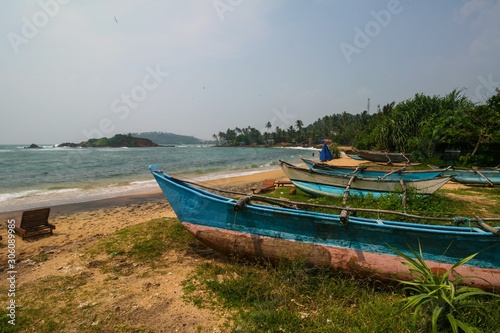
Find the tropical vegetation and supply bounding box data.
[212,89,500,166]
[390,243,499,333]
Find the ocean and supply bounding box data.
[0,144,318,213]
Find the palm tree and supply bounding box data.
[265,121,272,133]
[295,119,303,131]
[265,121,273,145]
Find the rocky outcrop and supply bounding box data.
[58,134,162,148]
[24,143,42,149]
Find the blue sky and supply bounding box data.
[1,0,499,144]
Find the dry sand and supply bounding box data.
[0,167,295,332]
[0,156,468,331]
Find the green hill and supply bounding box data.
[58,134,160,148]
[131,132,203,145]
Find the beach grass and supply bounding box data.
[86,217,192,265]
[183,252,499,333]
[268,185,500,225]
[0,218,194,333]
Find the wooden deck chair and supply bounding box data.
[15,208,55,239]
[251,179,276,194]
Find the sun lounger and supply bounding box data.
[251,179,276,194]
[15,208,55,239]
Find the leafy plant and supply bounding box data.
[389,243,499,332]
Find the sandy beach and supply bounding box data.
[0,156,470,332]
[0,166,297,332]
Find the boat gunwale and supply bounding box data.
[151,170,498,237]
[283,160,450,184]
[300,157,446,175]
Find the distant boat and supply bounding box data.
[442,167,500,187]
[300,157,445,181]
[279,160,450,198]
[357,150,411,164]
[149,165,500,290]
[347,154,364,160]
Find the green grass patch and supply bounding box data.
[84,218,196,276]
[30,252,49,263]
[183,258,500,333]
[87,217,193,263]
[0,273,91,333]
[267,184,500,226]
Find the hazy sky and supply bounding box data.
[1,0,499,144]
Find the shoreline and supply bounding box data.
[0,168,288,219]
[0,155,478,332]
[0,154,467,218]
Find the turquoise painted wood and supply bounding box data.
[280,160,450,197]
[149,165,500,289]
[301,157,444,181]
[442,169,500,186]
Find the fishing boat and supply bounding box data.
[300,157,444,181]
[442,167,500,187]
[149,165,500,290]
[357,149,411,164]
[280,160,450,198]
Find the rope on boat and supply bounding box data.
[174,175,500,227]
[234,196,251,211]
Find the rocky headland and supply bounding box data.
[57,134,162,148]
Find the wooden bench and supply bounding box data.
[251,179,276,194]
[15,208,55,239]
[276,180,293,187]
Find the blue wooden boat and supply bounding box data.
[149,165,500,290]
[347,153,364,161]
[280,160,450,198]
[300,157,444,181]
[442,168,500,187]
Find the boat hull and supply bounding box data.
[281,161,450,197]
[357,150,411,163]
[301,158,443,181]
[149,167,500,290]
[184,223,499,289]
[443,169,500,186]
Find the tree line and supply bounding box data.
[212,89,500,166]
